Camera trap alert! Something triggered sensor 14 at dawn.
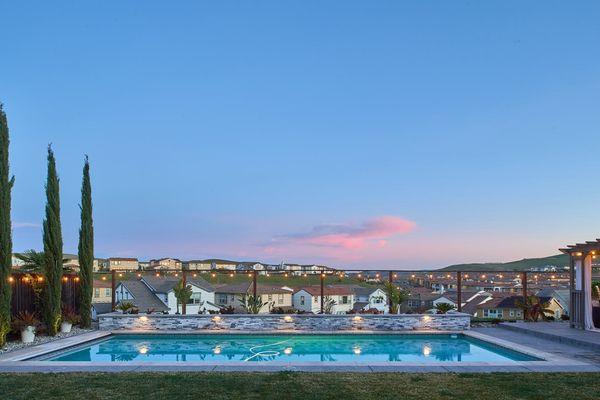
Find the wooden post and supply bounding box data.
[320,269,325,314]
[569,254,575,328]
[111,270,116,311]
[388,271,393,314]
[253,270,257,298]
[181,267,187,315]
[580,252,587,329]
[457,271,462,312]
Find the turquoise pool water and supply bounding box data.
[43,334,539,363]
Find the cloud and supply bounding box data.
[12,222,40,229]
[272,216,416,250]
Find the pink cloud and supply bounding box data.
[273,216,416,250]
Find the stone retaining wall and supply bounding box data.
[99,313,470,331]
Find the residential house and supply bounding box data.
[211,259,240,270]
[350,286,388,313]
[185,260,212,271]
[149,258,182,270]
[62,253,80,271]
[214,282,293,313]
[93,258,107,272]
[107,257,139,271]
[236,262,266,272]
[142,275,220,314]
[536,288,570,316]
[115,276,220,314]
[293,285,355,314]
[115,280,170,313]
[93,279,112,303]
[474,294,564,320]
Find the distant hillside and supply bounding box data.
[439,254,569,272]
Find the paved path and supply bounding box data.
[472,327,600,366]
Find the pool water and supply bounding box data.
[43,334,539,363]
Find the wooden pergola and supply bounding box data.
[559,240,599,330]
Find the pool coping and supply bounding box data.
[0,330,598,373]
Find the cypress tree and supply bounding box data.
[78,156,93,327]
[0,104,15,347]
[43,145,63,336]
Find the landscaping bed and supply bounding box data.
[0,327,94,355]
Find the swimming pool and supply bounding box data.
[40,334,540,363]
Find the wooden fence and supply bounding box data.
[9,272,80,317]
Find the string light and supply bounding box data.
[8,276,14,283]
[174,273,178,277]
[393,273,398,278]
[137,273,142,277]
[229,273,234,278]
[22,276,29,283]
[101,276,107,281]
[118,273,124,278]
[357,273,362,278]
[37,276,44,283]
[62,276,68,282]
[284,273,288,278]
[211,273,217,278]
[155,273,160,277]
[74,277,80,282]
[411,274,415,278]
[192,273,197,277]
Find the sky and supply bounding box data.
[1,1,600,269]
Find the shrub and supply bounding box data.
[61,307,80,325]
[12,311,39,331]
[219,306,235,314]
[116,301,136,313]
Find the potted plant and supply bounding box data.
[13,311,39,344]
[61,307,80,333]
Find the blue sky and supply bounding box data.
[1,1,600,268]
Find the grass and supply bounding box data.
[440,254,569,271]
[2,372,600,400]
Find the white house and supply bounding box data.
[351,286,388,313]
[293,286,355,314]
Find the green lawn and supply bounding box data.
[2,372,599,400]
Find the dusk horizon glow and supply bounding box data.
[2,2,600,269]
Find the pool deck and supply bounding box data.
[0,329,598,373]
[497,321,600,351]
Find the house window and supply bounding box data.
[314,296,318,303]
[217,294,228,304]
[268,294,273,301]
[94,288,100,298]
[105,288,110,297]
[342,296,348,304]
[300,296,305,305]
[188,293,201,305]
[278,294,284,304]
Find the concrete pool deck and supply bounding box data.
[0,329,598,373]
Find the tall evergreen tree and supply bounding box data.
[43,145,63,336]
[78,156,93,328]
[0,104,15,348]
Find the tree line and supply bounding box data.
[0,104,94,346]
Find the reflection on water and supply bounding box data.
[48,334,537,363]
